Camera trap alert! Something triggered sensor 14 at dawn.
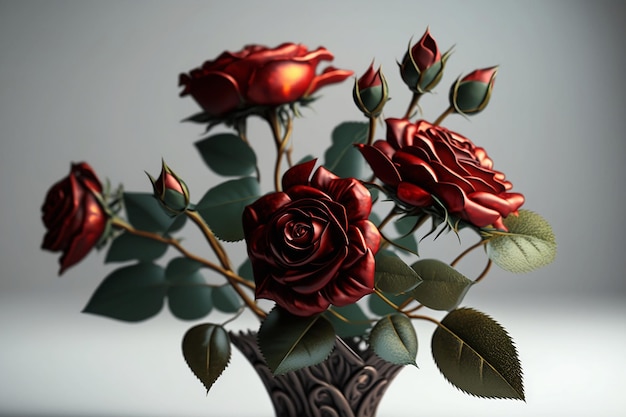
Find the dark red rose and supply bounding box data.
[179,43,353,118]
[41,162,108,274]
[357,118,524,230]
[243,160,380,317]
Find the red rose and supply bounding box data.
[358,118,524,230]
[179,43,353,118]
[41,162,108,274]
[243,160,380,317]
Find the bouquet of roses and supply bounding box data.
[40,28,556,404]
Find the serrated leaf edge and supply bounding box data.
[433,310,524,400]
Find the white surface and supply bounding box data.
[1,293,624,416]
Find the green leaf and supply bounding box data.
[237,258,254,282]
[195,133,257,177]
[182,323,231,393]
[323,121,369,179]
[369,314,417,366]
[391,215,419,255]
[165,257,204,278]
[486,209,557,273]
[368,292,411,316]
[196,177,260,242]
[325,303,371,338]
[166,258,212,320]
[105,232,168,263]
[123,192,179,233]
[409,259,473,311]
[166,213,187,233]
[83,263,167,322]
[432,307,524,400]
[212,285,242,313]
[257,307,335,375]
[375,251,422,295]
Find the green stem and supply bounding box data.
[403,92,422,119]
[186,210,232,270]
[373,289,400,311]
[450,239,486,267]
[433,106,454,126]
[408,314,442,326]
[266,109,294,192]
[325,308,376,326]
[110,217,266,319]
[474,259,493,284]
[366,116,377,146]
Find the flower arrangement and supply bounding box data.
[40,29,556,410]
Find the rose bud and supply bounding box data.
[41,162,109,275]
[399,28,452,94]
[353,62,389,118]
[449,66,498,115]
[243,159,380,317]
[147,160,190,216]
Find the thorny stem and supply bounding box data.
[110,217,266,319]
[186,210,232,270]
[433,106,454,126]
[403,92,422,120]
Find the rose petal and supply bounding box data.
[309,166,339,190]
[59,192,107,274]
[184,72,242,116]
[385,118,413,148]
[282,159,316,191]
[461,196,502,228]
[242,192,291,234]
[248,61,314,105]
[305,66,353,97]
[397,182,433,207]
[356,144,402,187]
[324,250,375,307]
[317,176,372,221]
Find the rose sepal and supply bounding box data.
[147,160,191,216]
[353,63,390,118]
[399,29,453,94]
[449,66,498,115]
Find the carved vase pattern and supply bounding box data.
[229,331,404,417]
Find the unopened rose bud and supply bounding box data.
[399,28,452,94]
[449,66,498,115]
[353,62,389,118]
[147,160,190,215]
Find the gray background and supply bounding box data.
[1,1,624,416]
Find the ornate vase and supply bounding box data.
[229,331,404,417]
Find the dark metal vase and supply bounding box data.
[229,331,404,417]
